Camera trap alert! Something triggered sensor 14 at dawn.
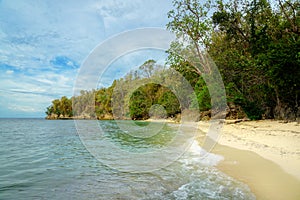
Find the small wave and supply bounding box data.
[185,140,224,166]
[168,140,256,200]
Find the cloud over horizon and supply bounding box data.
[0,0,173,117]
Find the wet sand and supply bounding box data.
[147,118,300,199]
[213,144,300,200]
[195,120,300,200]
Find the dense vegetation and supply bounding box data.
[46,0,299,121]
[46,60,182,120]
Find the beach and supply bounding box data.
[196,120,300,199]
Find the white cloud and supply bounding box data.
[94,0,173,35]
[0,0,174,117]
[8,104,38,112]
[5,70,14,74]
[98,49,169,88]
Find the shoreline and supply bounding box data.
[43,117,300,198]
[212,142,300,199]
[194,120,300,199]
[197,120,300,180]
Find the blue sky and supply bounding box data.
[0,0,173,118]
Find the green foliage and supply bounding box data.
[45,96,73,119]
[95,83,114,119]
[167,0,212,47]
[190,78,211,111]
[129,88,151,120]
[157,89,180,117]
[72,90,96,118]
[165,0,300,120]
[129,83,180,120]
[47,0,300,121]
[46,60,182,120]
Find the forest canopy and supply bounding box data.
[46,0,300,121]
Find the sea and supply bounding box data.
[0,118,255,199]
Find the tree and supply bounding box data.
[129,87,152,120]
[167,0,299,120]
[52,99,61,117]
[157,87,180,117]
[167,0,213,75]
[60,96,72,117]
[45,105,54,116]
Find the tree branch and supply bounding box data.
[278,0,298,34]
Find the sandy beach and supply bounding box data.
[146,118,300,199]
[196,120,300,200]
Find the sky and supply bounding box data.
[0,0,174,118]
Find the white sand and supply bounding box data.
[145,118,300,198]
[148,118,300,179]
[198,120,300,180]
[147,118,300,179]
[195,120,300,199]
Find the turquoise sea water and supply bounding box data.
[0,119,255,199]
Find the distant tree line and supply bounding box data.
[46,0,299,121]
[46,96,73,119]
[46,60,182,120]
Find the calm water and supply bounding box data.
[0,119,255,199]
